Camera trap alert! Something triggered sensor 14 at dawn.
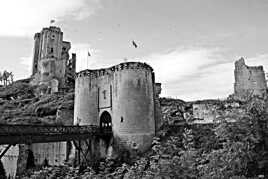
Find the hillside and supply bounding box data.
[0,80,74,125]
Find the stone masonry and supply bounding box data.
[31,26,76,93]
[74,62,162,161]
[234,57,267,100]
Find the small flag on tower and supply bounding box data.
[132,40,138,48]
[50,19,55,24]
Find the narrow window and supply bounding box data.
[102,90,106,99]
[121,117,124,123]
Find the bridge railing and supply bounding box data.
[0,125,100,136]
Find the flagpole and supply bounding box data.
[87,54,88,69]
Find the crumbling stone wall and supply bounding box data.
[234,58,267,100]
[191,101,244,124]
[192,103,217,123]
[154,83,163,130]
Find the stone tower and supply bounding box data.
[74,62,162,160]
[31,26,76,93]
[234,57,267,100]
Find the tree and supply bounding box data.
[199,97,268,178]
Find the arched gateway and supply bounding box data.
[99,111,112,132]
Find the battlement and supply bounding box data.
[41,26,62,33]
[76,62,153,79]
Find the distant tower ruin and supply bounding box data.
[234,57,267,100]
[31,26,76,93]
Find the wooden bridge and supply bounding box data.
[0,124,112,159]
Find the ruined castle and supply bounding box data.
[74,62,162,158]
[234,57,267,100]
[31,26,76,92]
[26,26,162,165]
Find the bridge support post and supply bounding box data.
[0,144,12,159]
[73,140,91,166]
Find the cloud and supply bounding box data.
[73,46,235,100]
[138,47,232,100]
[20,56,32,74]
[0,0,101,36]
[21,42,268,101]
[246,54,268,72]
[141,48,268,101]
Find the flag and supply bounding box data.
[50,19,55,24]
[132,40,138,48]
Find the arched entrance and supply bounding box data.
[99,111,112,132]
[99,111,113,157]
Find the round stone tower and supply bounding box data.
[74,62,156,154]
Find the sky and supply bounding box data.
[0,0,268,101]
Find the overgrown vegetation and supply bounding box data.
[20,97,268,178]
[0,80,74,125]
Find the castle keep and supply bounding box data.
[31,26,76,92]
[74,62,161,156]
[234,58,267,100]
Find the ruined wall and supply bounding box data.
[31,26,76,91]
[31,142,67,166]
[192,104,217,124]
[39,58,66,87]
[74,62,156,155]
[32,33,40,75]
[154,83,163,130]
[191,101,244,124]
[234,58,267,100]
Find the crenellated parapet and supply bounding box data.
[76,62,153,79]
[41,26,62,34]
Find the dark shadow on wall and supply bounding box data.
[100,111,112,132]
[26,149,35,169]
[99,111,113,148]
[0,160,6,179]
